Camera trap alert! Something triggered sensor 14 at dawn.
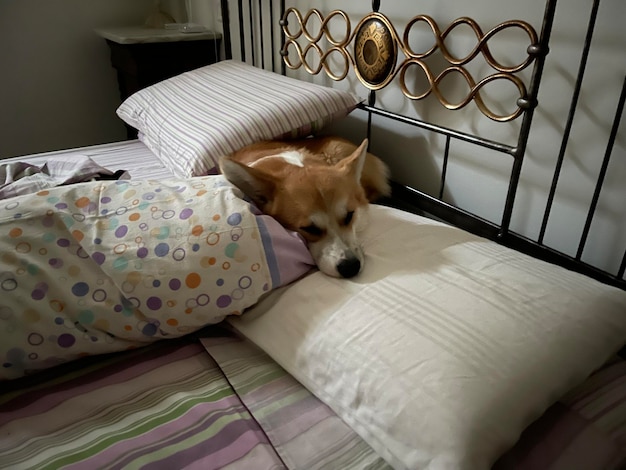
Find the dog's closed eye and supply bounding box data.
[301,224,324,237]
[343,211,355,226]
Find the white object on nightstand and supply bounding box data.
[164,22,208,33]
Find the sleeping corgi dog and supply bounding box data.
[219,136,390,278]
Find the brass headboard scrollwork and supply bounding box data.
[280,8,540,122]
[281,9,353,81]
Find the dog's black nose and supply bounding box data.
[337,257,361,278]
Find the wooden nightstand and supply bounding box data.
[96,26,222,137]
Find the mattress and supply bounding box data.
[1,139,175,181]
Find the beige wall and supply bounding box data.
[0,0,154,158]
[0,0,222,159]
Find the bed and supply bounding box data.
[1,1,625,469]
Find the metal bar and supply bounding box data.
[270,0,276,72]
[618,249,626,279]
[499,0,558,238]
[366,92,376,143]
[258,0,265,69]
[391,182,504,239]
[220,0,232,60]
[504,229,626,290]
[366,1,378,144]
[538,0,600,244]
[249,0,256,65]
[439,135,451,200]
[238,0,245,61]
[576,75,626,260]
[280,0,286,75]
[358,103,516,155]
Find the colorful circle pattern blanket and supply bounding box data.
[0,176,313,380]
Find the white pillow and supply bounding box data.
[116,60,361,178]
[229,205,626,470]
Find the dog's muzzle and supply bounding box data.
[311,241,364,279]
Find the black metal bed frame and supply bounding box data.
[219,0,626,290]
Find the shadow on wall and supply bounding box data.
[328,112,446,203]
[514,61,626,272]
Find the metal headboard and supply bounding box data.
[220,0,625,290]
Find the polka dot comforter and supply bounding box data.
[0,176,313,380]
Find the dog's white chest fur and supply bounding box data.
[249,150,305,168]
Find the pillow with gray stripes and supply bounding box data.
[117,60,361,178]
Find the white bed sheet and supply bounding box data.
[1,140,175,181]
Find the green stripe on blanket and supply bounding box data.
[202,335,392,470]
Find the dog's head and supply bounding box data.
[220,140,369,278]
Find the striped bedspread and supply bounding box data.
[0,330,389,470]
[495,356,626,469]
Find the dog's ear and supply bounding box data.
[337,138,368,183]
[219,157,276,209]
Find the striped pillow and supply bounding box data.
[116,60,361,178]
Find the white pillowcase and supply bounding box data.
[229,205,626,470]
[116,60,361,178]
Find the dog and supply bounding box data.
[219,136,390,278]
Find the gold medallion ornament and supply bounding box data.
[281,7,539,121]
[354,13,397,89]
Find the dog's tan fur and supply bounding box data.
[219,136,390,278]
